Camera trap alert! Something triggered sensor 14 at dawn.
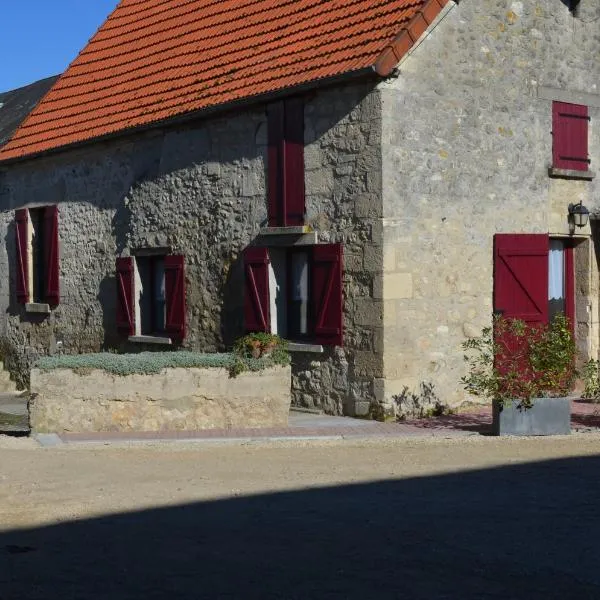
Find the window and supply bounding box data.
[15,206,60,307]
[137,255,166,335]
[548,239,574,325]
[268,248,310,339]
[552,101,590,172]
[116,254,186,341]
[494,234,574,328]
[267,97,305,227]
[244,244,343,346]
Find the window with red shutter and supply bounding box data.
[494,234,549,327]
[311,244,343,347]
[15,209,29,304]
[244,247,271,333]
[267,97,305,226]
[116,257,135,336]
[246,243,344,346]
[164,255,186,341]
[43,205,60,306]
[553,101,590,171]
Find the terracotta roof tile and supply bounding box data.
[0,0,448,161]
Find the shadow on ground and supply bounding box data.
[3,454,600,598]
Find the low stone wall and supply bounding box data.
[30,366,291,433]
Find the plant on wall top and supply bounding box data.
[461,314,577,409]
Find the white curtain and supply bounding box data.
[548,240,564,300]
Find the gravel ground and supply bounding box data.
[2,434,600,598]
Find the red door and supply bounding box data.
[493,234,549,326]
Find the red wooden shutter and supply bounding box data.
[116,257,135,336]
[43,205,60,306]
[553,101,589,171]
[267,102,285,227]
[284,97,305,226]
[244,247,270,333]
[15,209,29,304]
[311,244,343,346]
[493,234,549,326]
[164,255,186,341]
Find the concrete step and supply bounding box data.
[0,393,29,434]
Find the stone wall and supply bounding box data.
[0,80,383,415]
[379,0,600,413]
[30,366,291,433]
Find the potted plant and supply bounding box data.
[461,314,577,436]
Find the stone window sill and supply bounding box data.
[128,335,172,345]
[26,303,51,314]
[287,342,324,354]
[548,167,595,181]
[260,226,312,235]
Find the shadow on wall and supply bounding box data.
[220,252,245,348]
[3,454,600,598]
[98,275,121,351]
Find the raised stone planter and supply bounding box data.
[30,366,291,433]
[492,398,571,436]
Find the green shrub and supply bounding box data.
[462,314,577,408]
[35,350,287,378]
[233,333,290,367]
[582,359,600,401]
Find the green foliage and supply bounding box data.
[461,315,577,409]
[582,359,600,401]
[392,382,452,420]
[36,350,287,378]
[233,333,290,366]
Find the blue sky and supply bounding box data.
[0,0,120,92]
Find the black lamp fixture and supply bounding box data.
[568,200,590,234]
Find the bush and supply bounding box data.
[461,315,577,408]
[233,333,290,366]
[582,359,600,401]
[36,350,287,378]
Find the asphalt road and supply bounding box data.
[2,435,600,599]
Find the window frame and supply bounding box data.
[244,243,343,347]
[116,250,186,344]
[15,205,60,311]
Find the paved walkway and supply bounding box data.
[40,399,600,446]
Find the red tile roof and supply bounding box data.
[0,0,448,162]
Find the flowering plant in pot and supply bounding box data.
[461,314,577,435]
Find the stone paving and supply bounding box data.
[48,399,600,445]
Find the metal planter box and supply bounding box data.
[492,397,571,436]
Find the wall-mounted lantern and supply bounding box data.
[568,201,590,234]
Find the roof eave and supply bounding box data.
[0,67,378,168]
[374,0,453,76]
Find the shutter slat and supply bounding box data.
[267,102,285,227]
[244,247,270,333]
[116,257,135,336]
[43,205,60,306]
[311,244,343,346]
[164,255,186,341]
[284,97,305,226]
[553,101,589,171]
[15,209,29,304]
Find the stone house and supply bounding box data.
[0,0,599,417]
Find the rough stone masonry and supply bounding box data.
[0,80,383,415]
